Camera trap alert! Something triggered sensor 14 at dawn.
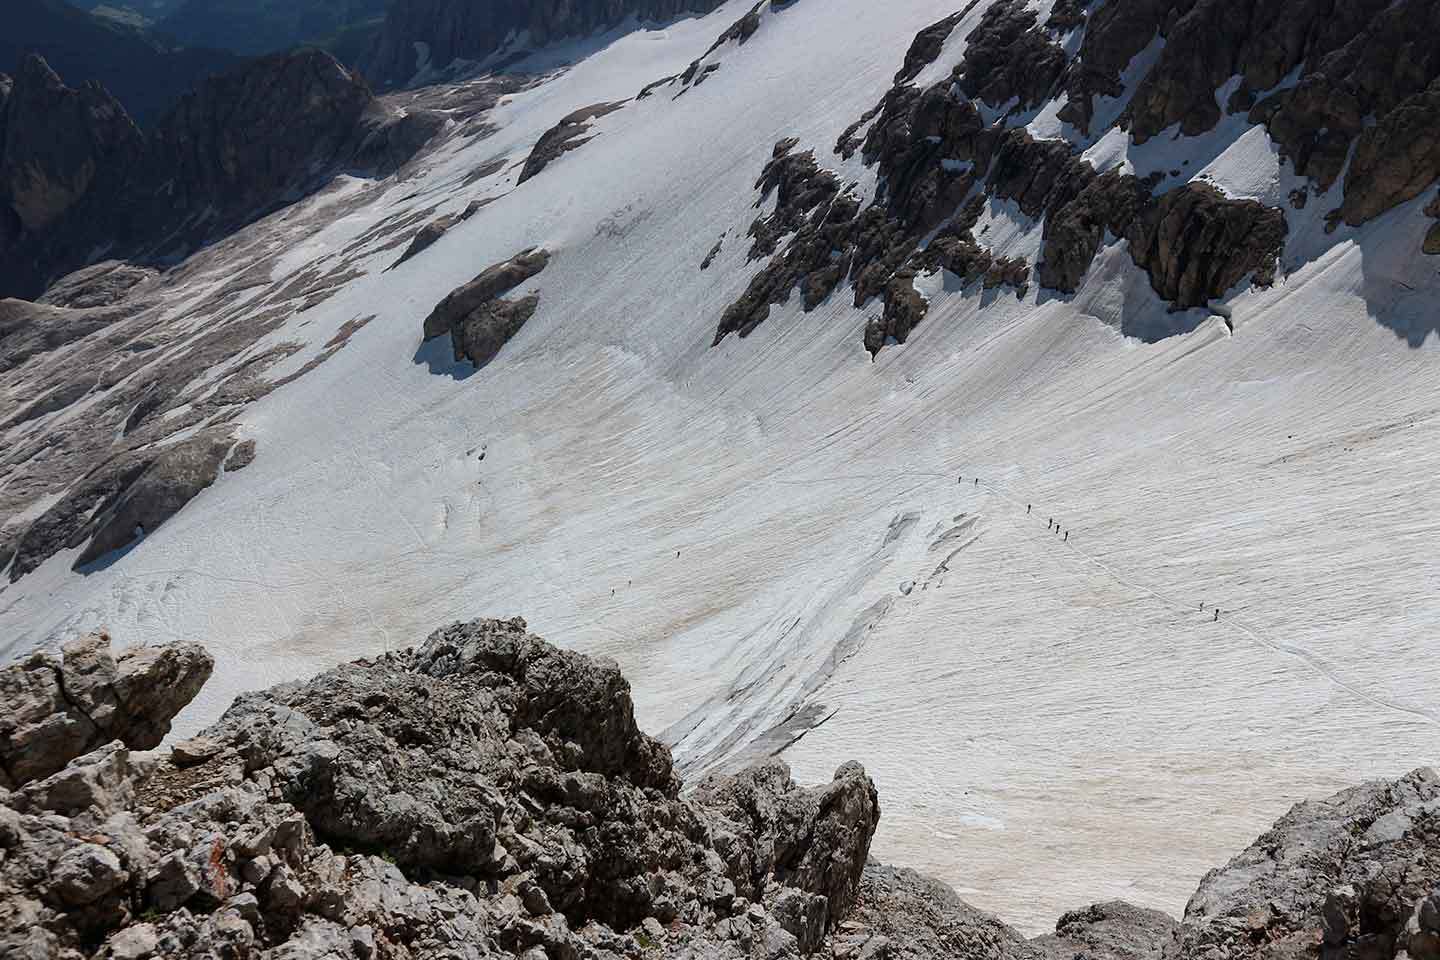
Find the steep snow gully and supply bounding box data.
[4,0,1440,936]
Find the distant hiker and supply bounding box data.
[1064,531,1069,542]
[1027,504,1031,514]
[958,475,963,483]
[974,478,978,486]
[1214,608,1220,621]
[676,551,680,559]
[611,589,615,596]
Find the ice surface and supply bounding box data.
[3,0,1440,935]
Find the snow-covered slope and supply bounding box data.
[3,0,1440,934]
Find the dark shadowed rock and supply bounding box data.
[1339,78,1440,226]
[0,51,444,300]
[894,10,968,85]
[74,428,236,568]
[518,101,628,184]
[422,248,550,367]
[953,0,1068,111]
[0,632,212,788]
[390,214,459,269]
[1127,183,1286,307]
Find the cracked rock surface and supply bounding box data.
[0,631,213,788]
[4,618,1439,960]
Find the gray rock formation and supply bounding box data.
[8,426,245,579]
[1170,768,1440,960]
[364,0,728,90]
[715,2,1307,353]
[0,50,444,300]
[2,617,1439,960]
[1032,901,1179,960]
[518,102,628,184]
[0,631,213,788]
[422,248,550,367]
[0,618,884,959]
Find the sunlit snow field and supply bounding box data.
[3,0,1439,933]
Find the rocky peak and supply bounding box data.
[151,50,374,215]
[0,49,443,300]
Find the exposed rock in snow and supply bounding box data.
[1338,79,1440,227]
[893,10,967,86]
[718,8,1302,349]
[390,215,459,270]
[422,248,551,366]
[518,102,629,184]
[953,0,1068,112]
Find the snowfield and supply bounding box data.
[4,0,1440,934]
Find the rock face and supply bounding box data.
[0,50,443,300]
[1172,768,1440,960]
[716,0,1440,353]
[8,426,244,579]
[0,618,884,959]
[364,0,728,89]
[2,616,1440,960]
[518,102,628,184]
[0,631,213,788]
[422,248,551,367]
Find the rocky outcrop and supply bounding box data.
[0,618,884,959]
[1128,184,1285,305]
[0,631,213,788]
[422,248,550,367]
[953,0,1068,111]
[4,617,1440,960]
[72,427,237,568]
[1032,901,1179,960]
[8,426,244,579]
[364,0,728,89]
[0,50,444,300]
[518,102,628,184]
[1338,78,1440,226]
[641,1,797,99]
[0,296,138,375]
[1170,767,1440,960]
[715,6,1304,352]
[893,10,967,86]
